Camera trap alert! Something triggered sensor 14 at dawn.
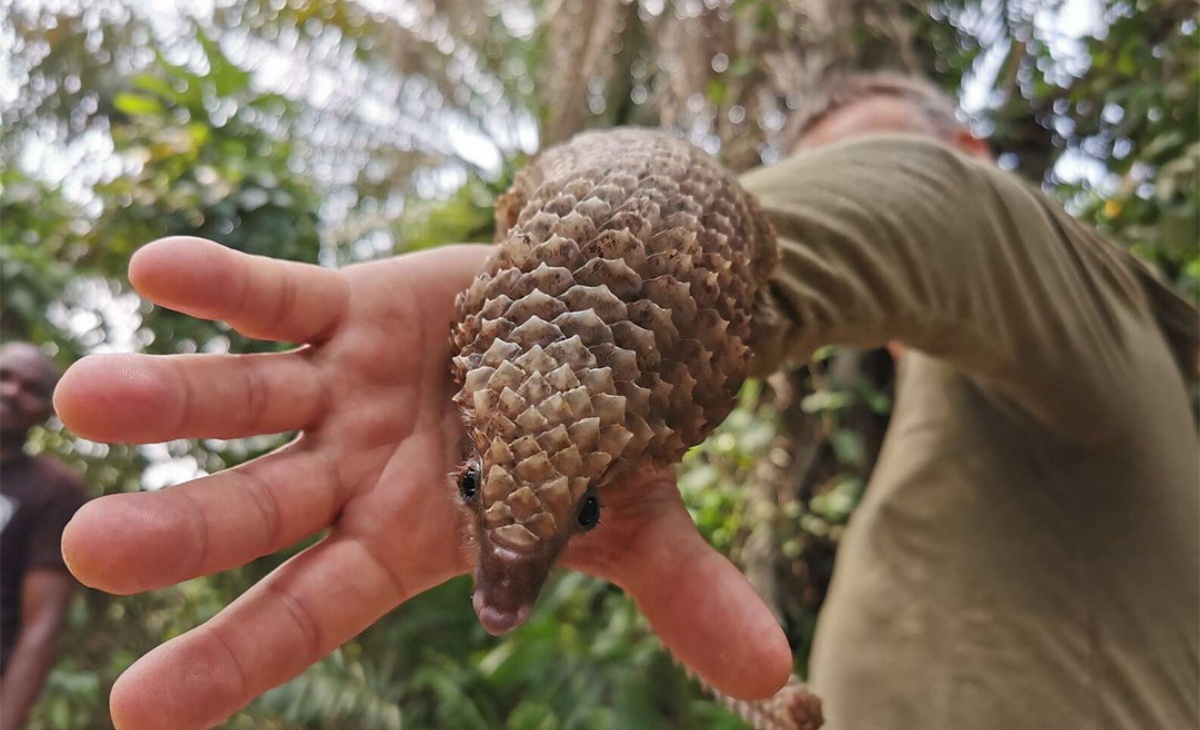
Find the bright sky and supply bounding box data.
[8,0,1110,202]
[960,0,1109,189]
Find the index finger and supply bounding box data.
[129,237,350,344]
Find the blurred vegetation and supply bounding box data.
[1,0,1196,728]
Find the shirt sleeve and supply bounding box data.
[739,135,1199,441]
[27,478,85,572]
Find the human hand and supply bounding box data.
[56,236,792,730]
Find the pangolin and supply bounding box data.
[450,127,778,634]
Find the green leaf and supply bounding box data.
[829,429,865,467]
[196,26,252,97]
[800,389,853,413]
[113,92,164,116]
[131,72,180,101]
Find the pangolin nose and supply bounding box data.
[472,592,532,636]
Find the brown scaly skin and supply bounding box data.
[450,127,778,635]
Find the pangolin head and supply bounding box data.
[452,339,635,635]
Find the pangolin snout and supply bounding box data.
[472,540,558,635]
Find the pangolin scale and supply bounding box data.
[450,128,778,633]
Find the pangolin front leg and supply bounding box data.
[449,127,779,634]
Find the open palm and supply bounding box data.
[55,237,791,730]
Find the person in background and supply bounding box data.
[47,74,1197,730]
[736,71,1199,729]
[0,342,85,730]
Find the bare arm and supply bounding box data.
[0,569,75,730]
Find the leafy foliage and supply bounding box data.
[1059,2,1199,299]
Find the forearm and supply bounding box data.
[0,624,63,729]
[2,569,76,730]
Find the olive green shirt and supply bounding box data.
[740,137,1199,730]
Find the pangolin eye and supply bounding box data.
[458,463,480,501]
[577,492,600,530]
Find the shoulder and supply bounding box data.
[738,134,997,211]
[743,133,966,174]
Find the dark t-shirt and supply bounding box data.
[0,454,85,675]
